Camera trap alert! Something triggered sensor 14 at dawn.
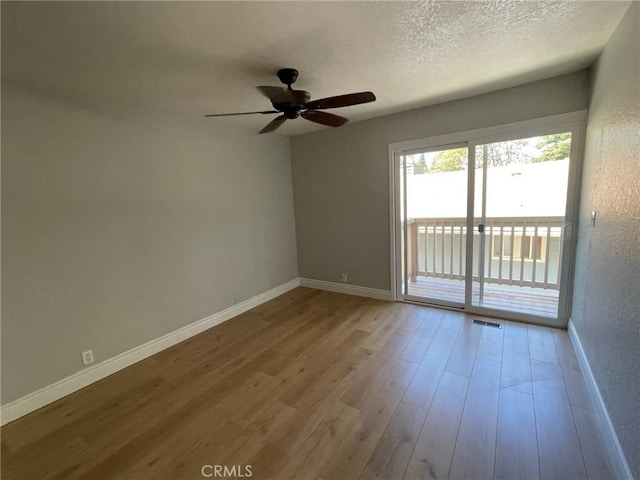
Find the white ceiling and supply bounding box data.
[1,1,631,136]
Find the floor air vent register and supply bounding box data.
[473,319,502,329]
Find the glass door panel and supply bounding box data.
[471,133,572,318]
[399,145,468,307]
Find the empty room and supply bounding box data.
[1,1,638,479]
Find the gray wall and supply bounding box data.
[1,84,298,404]
[571,3,640,477]
[291,71,590,290]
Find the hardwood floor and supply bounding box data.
[1,287,615,480]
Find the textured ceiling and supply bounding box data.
[1,1,632,136]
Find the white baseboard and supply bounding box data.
[567,319,633,479]
[0,278,301,426]
[299,277,393,301]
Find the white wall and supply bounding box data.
[291,71,590,290]
[1,83,298,404]
[571,3,640,477]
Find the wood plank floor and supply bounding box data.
[1,287,615,480]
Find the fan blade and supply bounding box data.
[257,86,287,100]
[257,86,310,105]
[259,115,287,134]
[204,110,278,117]
[301,110,348,128]
[305,91,376,110]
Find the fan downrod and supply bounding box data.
[277,68,299,87]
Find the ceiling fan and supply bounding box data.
[204,68,376,134]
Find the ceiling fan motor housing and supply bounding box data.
[277,68,299,86]
[272,92,310,115]
[281,109,300,119]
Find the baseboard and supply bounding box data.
[299,277,393,301]
[0,278,301,426]
[567,319,633,479]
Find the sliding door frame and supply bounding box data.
[393,142,469,309]
[389,110,587,327]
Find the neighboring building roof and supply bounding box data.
[405,159,569,218]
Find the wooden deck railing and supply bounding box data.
[407,216,564,290]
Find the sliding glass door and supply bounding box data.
[470,133,573,320]
[393,114,584,325]
[398,145,469,307]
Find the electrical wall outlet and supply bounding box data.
[81,350,94,366]
[341,273,348,283]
